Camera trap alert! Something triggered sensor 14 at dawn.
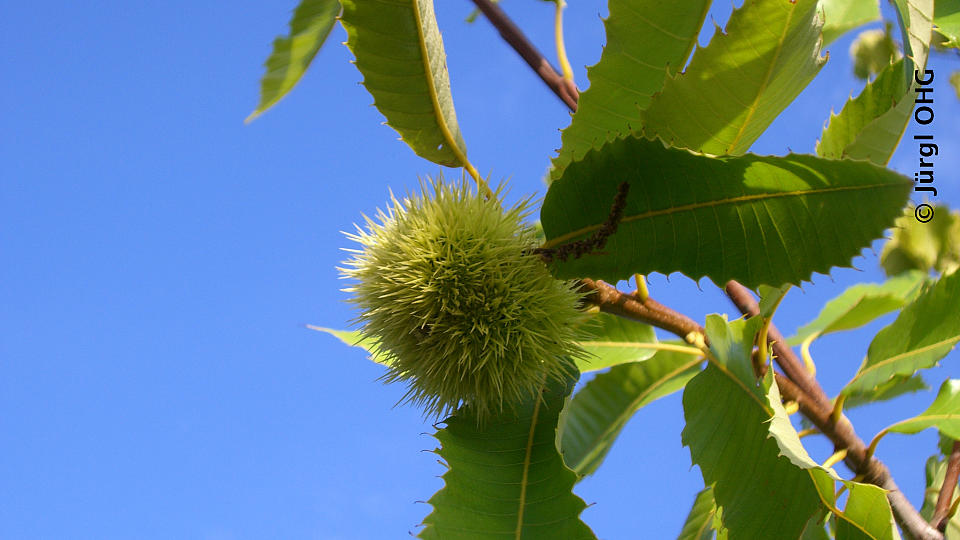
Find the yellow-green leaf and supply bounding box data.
[920,452,960,538]
[641,0,826,155]
[819,0,882,45]
[841,272,960,397]
[552,0,710,176]
[340,0,471,168]
[936,0,960,48]
[817,0,933,165]
[884,379,960,440]
[788,270,928,345]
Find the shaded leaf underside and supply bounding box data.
[677,487,719,540]
[683,317,831,539]
[685,316,898,539]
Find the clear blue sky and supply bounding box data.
[1,1,958,538]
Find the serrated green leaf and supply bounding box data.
[883,379,960,440]
[419,368,595,539]
[559,348,702,478]
[340,0,470,167]
[921,453,960,539]
[247,0,341,122]
[540,135,911,288]
[552,0,710,175]
[678,487,719,540]
[576,313,658,373]
[936,0,960,48]
[817,58,910,163]
[835,482,900,540]
[843,373,928,409]
[767,338,900,540]
[817,0,933,165]
[683,316,835,539]
[767,376,842,484]
[891,0,935,67]
[788,270,928,346]
[819,0,882,45]
[841,271,960,397]
[640,0,826,155]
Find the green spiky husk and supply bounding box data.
[342,177,586,421]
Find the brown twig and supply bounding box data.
[932,440,960,531]
[578,278,702,340]
[468,0,579,111]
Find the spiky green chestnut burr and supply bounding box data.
[341,178,586,421]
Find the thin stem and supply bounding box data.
[823,448,849,469]
[801,332,818,376]
[554,0,574,83]
[831,394,847,424]
[464,162,493,199]
[574,340,704,357]
[932,440,960,531]
[634,274,649,302]
[864,428,888,463]
[469,0,579,111]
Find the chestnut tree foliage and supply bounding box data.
[251,0,960,538]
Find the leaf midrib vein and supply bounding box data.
[543,182,902,249]
[411,0,466,167]
[848,335,960,389]
[515,383,542,540]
